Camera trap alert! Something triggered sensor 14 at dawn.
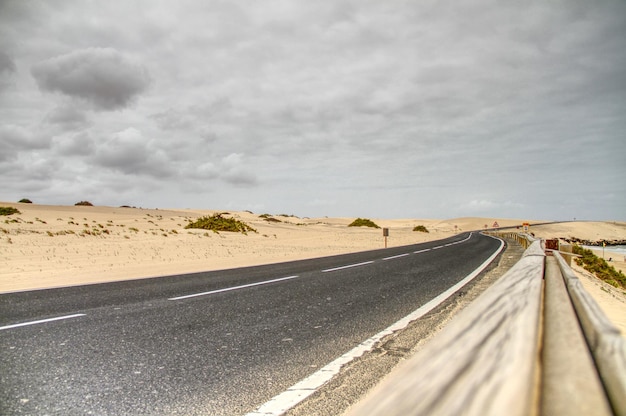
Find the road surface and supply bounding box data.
[0,232,503,415]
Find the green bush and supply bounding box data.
[413,225,429,233]
[573,245,626,289]
[348,218,380,228]
[0,207,21,216]
[75,201,94,206]
[18,198,32,203]
[185,213,257,234]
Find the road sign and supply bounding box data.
[492,221,499,228]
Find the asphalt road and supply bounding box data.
[0,232,503,415]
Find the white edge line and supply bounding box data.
[382,253,410,261]
[0,313,86,331]
[168,275,299,301]
[245,235,505,416]
[321,261,374,273]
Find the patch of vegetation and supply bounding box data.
[573,245,626,289]
[54,230,76,236]
[75,201,94,206]
[0,207,21,216]
[348,218,380,228]
[185,213,257,235]
[413,225,429,233]
[259,214,282,223]
[18,198,32,203]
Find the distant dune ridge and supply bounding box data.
[1,202,624,333]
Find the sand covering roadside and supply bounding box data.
[1,202,624,332]
[0,203,531,292]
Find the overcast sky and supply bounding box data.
[1,0,624,220]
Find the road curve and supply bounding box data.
[0,232,503,415]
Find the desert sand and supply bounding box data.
[2,202,625,332]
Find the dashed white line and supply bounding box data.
[432,245,445,250]
[382,253,410,261]
[321,261,374,273]
[246,236,506,416]
[168,275,299,301]
[0,313,86,331]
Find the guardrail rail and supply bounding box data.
[346,234,626,416]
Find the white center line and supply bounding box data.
[414,248,430,254]
[0,313,86,331]
[168,275,299,301]
[321,261,374,273]
[432,245,445,250]
[383,253,410,261]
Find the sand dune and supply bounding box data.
[1,202,624,332]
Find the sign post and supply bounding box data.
[383,228,389,248]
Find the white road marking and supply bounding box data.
[321,261,374,273]
[246,236,505,416]
[168,275,299,301]
[432,245,444,250]
[413,248,430,254]
[382,253,410,261]
[0,313,86,331]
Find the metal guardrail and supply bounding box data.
[346,234,626,416]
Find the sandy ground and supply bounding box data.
[1,202,624,332]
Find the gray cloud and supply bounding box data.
[93,127,173,177]
[0,124,50,161]
[0,51,16,90]
[52,130,95,156]
[0,1,624,219]
[31,48,150,110]
[44,104,90,130]
[0,51,15,74]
